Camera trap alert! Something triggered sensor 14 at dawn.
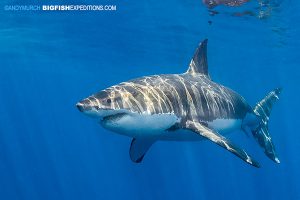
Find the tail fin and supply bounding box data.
[253,88,282,163]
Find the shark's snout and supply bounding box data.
[76,99,93,112]
[76,102,84,112]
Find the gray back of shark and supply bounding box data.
[77,39,281,167]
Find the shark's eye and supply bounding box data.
[106,99,111,104]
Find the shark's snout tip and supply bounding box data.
[76,102,84,112]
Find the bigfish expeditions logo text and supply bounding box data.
[4,4,117,12]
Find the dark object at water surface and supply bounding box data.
[203,0,250,8]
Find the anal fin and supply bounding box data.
[129,138,156,163]
[186,120,260,168]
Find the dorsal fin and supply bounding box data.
[187,39,210,78]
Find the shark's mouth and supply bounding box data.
[101,113,128,122]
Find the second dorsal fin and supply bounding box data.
[187,39,210,78]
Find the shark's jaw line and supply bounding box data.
[82,108,132,120]
[102,112,128,122]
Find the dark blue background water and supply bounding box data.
[0,0,299,199]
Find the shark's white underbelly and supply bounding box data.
[161,119,242,141]
[101,113,242,141]
[101,113,180,138]
[207,118,242,134]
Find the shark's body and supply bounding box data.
[100,74,248,140]
[77,39,281,167]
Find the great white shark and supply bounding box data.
[76,39,281,167]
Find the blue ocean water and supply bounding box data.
[0,0,299,199]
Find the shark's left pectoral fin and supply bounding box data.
[186,120,260,168]
[129,138,156,163]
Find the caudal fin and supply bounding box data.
[253,88,282,163]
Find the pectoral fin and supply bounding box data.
[129,138,156,163]
[186,120,260,168]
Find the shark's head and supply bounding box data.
[76,83,180,138]
[76,85,140,121]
